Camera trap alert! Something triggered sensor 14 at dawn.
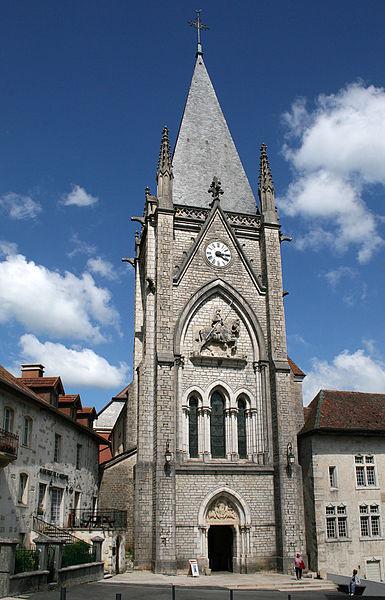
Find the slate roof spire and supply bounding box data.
[258,143,278,224]
[156,126,173,208]
[172,53,257,214]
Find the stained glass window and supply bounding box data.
[210,392,225,458]
[237,399,247,458]
[189,397,198,458]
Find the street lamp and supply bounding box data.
[165,440,172,472]
[287,442,295,474]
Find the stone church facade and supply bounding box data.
[127,45,306,574]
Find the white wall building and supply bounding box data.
[299,389,385,582]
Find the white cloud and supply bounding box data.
[288,333,309,346]
[303,349,385,405]
[280,82,385,263]
[86,257,117,281]
[61,185,98,207]
[68,233,97,258]
[324,266,356,287]
[19,334,128,389]
[284,84,385,182]
[362,338,376,355]
[0,192,42,220]
[0,240,18,257]
[0,253,119,343]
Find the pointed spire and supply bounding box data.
[258,144,275,195]
[172,55,257,214]
[157,126,173,180]
[156,126,173,208]
[258,144,278,224]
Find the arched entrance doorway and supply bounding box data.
[198,487,252,574]
[208,525,233,571]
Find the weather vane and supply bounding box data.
[188,10,209,54]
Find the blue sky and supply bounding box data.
[0,0,384,410]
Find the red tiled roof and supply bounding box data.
[17,376,64,395]
[59,394,81,404]
[300,390,385,435]
[114,383,131,399]
[0,365,106,444]
[288,357,306,378]
[77,407,97,417]
[0,366,44,404]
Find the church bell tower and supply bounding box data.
[131,17,305,574]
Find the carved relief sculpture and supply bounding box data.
[207,499,237,522]
[195,308,241,357]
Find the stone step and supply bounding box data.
[234,582,338,591]
[278,584,338,592]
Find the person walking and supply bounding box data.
[349,569,361,595]
[294,553,305,580]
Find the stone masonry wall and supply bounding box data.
[173,212,268,351]
[98,453,136,549]
[175,472,276,569]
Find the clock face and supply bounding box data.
[205,241,231,268]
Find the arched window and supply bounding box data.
[22,417,32,447]
[237,399,247,459]
[210,392,225,458]
[188,397,199,458]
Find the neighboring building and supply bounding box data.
[299,390,385,581]
[98,385,136,550]
[94,385,129,464]
[0,364,103,546]
[117,36,306,574]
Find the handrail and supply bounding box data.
[0,428,19,457]
[68,508,127,530]
[33,516,89,545]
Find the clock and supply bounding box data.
[205,241,231,268]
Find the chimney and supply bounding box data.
[21,364,45,378]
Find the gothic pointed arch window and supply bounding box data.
[188,396,199,458]
[210,392,225,458]
[237,398,247,459]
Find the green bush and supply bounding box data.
[61,541,92,567]
[15,548,39,573]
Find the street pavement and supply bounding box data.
[3,581,349,600]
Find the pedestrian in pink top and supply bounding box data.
[294,553,305,580]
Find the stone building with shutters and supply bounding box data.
[299,390,385,582]
[121,34,307,574]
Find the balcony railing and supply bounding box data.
[68,509,127,530]
[0,428,18,463]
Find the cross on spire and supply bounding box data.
[208,176,224,204]
[188,10,209,55]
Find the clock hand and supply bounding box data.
[215,250,229,261]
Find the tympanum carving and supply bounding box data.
[207,499,237,522]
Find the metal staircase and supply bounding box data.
[33,516,87,545]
